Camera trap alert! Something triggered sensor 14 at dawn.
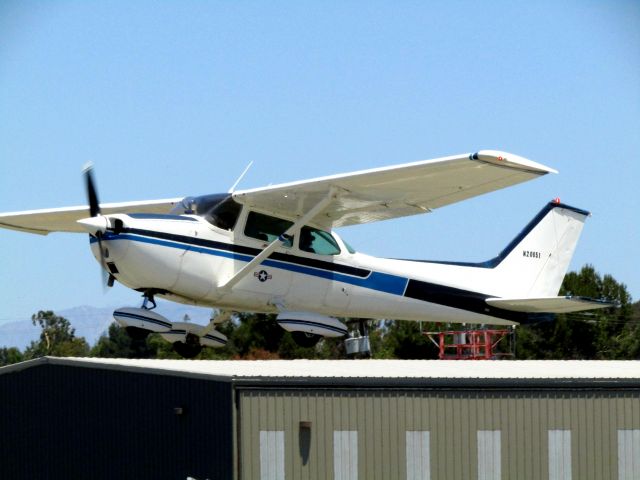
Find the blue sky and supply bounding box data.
[0,1,638,322]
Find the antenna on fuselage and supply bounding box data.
[228,161,254,194]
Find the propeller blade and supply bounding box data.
[83,163,101,217]
[96,231,110,290]
[82,163,111,290]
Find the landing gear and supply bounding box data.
[292,331,322,348]
[344,319,371,357]
[173,333,203,359]
[122,291,158,341]
[116,297,230,358]
[125,326,150,341]
[141,292,157,310]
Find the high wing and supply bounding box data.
[0,150,554,234]
[232,150,557,228]
[0,198,182,235]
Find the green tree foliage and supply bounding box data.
[229,313,283,357]
[23,310,89,359]
[516,265,635,359]
[372,320,440,359]
[231,313,322,359]
[0,347,23,366]
[90,323,158,358]
[613,299,640,358]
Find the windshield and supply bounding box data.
[171,193,227,215]
[207,196,242,231]
[170,194,242,231]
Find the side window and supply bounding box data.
[207,197,242,231]
[244,211,294,247]
[299,227,341,255]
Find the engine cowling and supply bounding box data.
[276,311,348,338]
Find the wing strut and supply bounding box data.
[217,187,338,294]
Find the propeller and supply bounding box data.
[85,163,101,218]
[82,163,113,289]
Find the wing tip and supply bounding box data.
[473,150,559,175]
[0,222,51,235]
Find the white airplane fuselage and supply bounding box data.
[92,201,585,327]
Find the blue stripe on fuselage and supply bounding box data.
[97,230,543,323]
[99,232,408,296]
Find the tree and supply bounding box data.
[610,300,640,359]
[516,265,634,359]
[227,313,335,359]
[24,310,89,359]
[231,313,285,358]
[91,323,157,358]
[0,347,23,367]
[373,320,439,359]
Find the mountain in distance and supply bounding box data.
[0,302,214,350]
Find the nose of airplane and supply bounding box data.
[77,215,110,234]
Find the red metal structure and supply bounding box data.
[424,328,515,360]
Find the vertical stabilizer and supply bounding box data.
[492,202,590,298]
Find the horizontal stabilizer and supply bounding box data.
[486,296,614,313]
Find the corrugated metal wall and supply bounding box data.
[237,388,640,480]
[0,364,233,480]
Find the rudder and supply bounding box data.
[492,201,590,298]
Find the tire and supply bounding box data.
[291,331,322,348]
[173,341,202,359]
[125,326,151,341]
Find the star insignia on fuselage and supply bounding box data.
[254,270,272,282]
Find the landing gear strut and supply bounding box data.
[141,292,157,310]
[123,291,157,341]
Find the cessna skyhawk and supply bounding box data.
[0,150,611,357]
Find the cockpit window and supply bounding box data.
[207,197,242,231]
[170,197,198,215]
[299,227,341,255]
[245,211,293,247]
[171,193,228,216]
[171,194,242,231]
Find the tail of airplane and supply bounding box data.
[463,200,614,315]
[489,200,590,298]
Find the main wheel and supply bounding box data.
[173,341,202,359]
[125,326,151,341]
[291,331,322,348]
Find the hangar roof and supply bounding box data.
[3,357,639,388]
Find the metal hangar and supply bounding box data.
[1,357,639,479]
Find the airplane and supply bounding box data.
[0,150,612,357]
